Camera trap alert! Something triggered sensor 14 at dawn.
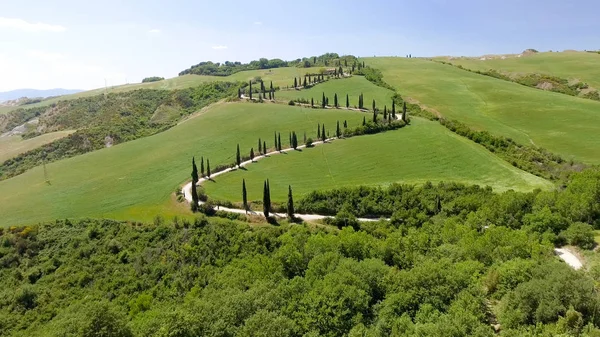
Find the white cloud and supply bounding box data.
[212,45,227,50]
[253,21,262,25]
[148,28,161,33]
[0,17,66,32]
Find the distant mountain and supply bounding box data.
[0,88,83,102]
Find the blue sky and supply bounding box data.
[1,0,599,91]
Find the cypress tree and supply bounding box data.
[263,141,267,155]
[344,120,347,128]
[191,181,198,212]
[362,116,366,125]
[344,59,348,66]
[242,179,248,212]
[311,97,314,107]
[206,159,211,178]
[317,124,321,139]
[263,180,269,218]
[293,77,297,88]
[334,93,338,108]
[237,87,241,99]
[362,61,365,68]
[383,105,387,120]
[191,157,199,210]
[274,132,277,151]
[372,99,376,112]
[289,132,292,148]
[268,90,272,100]
[402,102,407,122]
[278,133,282,151]
[287,185,294,218]
[270,81,273,91]
[250,148,254,161]
[258,139,262,155]
[322,92,326,108]
[192,157,199,183]
[336,121,340,137]
[322,125,326,141]
[373,110,377,123]
[334,68,337,77]
[303,77,307,87]
[200,156,205,177]
[338,66,343,76]
[346,94,349,108]
[272,88,275,100]
[261,80,265,95]
[292,132,298,149]
[249,81,253,99]
[236,144,241,167]
[392,101,396,119]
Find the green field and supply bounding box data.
[0,103,366,227]
[276,76,395,107]
[369,57,600,164]
[439,51,600,89]
[0,67,327,114]
[204,118,552,203]
[0,131,75,163]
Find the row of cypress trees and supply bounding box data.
[242,178,294,219]
[242,80,276,100]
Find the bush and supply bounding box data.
[14,286,37,310]
[305,138,313,147]
[288,100,295,106]
[559,222,595,249]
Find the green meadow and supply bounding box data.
[0,131,75,163]
[440,51,600,89]
[276,76,395,108]
[369,57,600,164]
[204,118,552,203]
[0,103,365,227]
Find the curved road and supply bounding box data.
[182,136,386,222]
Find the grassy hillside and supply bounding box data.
[0,103,366,227]
[440,51,600,89]
[204,118,552,203]
[276,76,395,107]
[369,57,600,164]
[0,67,326,115]
[0,131,75,163]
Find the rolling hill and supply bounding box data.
[0,103,366,227]
[204,117,552,204]
[0,88,82,102]
[368,57,600,164]
[438,51,600,90]
[0,66,328,115]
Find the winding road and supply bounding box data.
[182,137,385,222]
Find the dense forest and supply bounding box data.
[2,170,600,336]
[0,82,240,180]
[178,53,358,76]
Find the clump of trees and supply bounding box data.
[141,76,164,83]
[4,169,600,337]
